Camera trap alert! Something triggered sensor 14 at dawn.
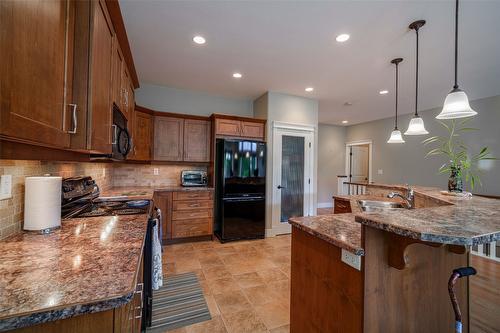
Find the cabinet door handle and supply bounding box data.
[112,125,118,144]
[134,282,144,319]
[68,104,77,134]
[190,203,200,207]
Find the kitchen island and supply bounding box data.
[289,183,500,333]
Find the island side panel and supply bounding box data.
[290,227,364,333]
[362,225,469,333]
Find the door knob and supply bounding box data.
[277,185,286,189]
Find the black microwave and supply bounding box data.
[181,171,208,187]
[111,107,131,160]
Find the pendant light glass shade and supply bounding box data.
[405,20,428,136]
[437,0,477,120]
[437,90,477,120]
[405,116,429,135]
[387,129,405,143]
[387,58,405,144]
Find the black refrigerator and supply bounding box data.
[214,139,266,242]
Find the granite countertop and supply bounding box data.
[100,186,214,200]
[290,183,500,253]
[0,214,148,331]
[288,214,363,255]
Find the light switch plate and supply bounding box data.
[153,168,159,176]
[341,249,362,271]
[378,169,384,175]
[0,175,12,200]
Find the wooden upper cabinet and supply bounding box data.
[120,68,131,119]
[214,118,241,137]
[131,111,151,161]
[88,0,113,153]
[241,121,265,139]
[111,37,124,115]
[154,117,184,161]
[0,0,74,148]
[184,119,211,162]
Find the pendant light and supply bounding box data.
[436,0,477,119]
[388,58,405,143]
[405,20,429,136]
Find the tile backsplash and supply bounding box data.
[112,163,207,187]
[0,160,113,240]
[0,160,207,240]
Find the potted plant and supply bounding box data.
[423,118,495,192]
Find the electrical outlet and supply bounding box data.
[153,168,159,176]
[341,249,362,271]
[102,168,106,178]
[0,175,13,200]
[378,169,383,175]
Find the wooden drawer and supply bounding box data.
[172,200,213,211]
[172,209,213,220]
[173,191,213,201]
[172,218,212,238]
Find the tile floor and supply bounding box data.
[163,235,292,333]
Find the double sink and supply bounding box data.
[357,200,405,212]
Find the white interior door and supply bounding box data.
[349,145,369,183]
[272,126,314,235]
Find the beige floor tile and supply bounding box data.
[202,265,232,280]
[191,241,216,250]
[184,315,227,333]
[168,243,195,253]
[221,309,268,333]
[233,272,265,289]
[256,268,288,283]
[167,327,187,333]
[205,295,220,317]
[269,324,290,333]
[206,277,241,295]
[241,284,279,306]
[199,280,212,296]
[199,256,225,269]
[163,262,176,276]
[213,290,252,315]
[175,258,201,273]
[254,301,290,330]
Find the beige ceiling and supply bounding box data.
[120,0,500,125]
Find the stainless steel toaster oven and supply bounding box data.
[181,170,208,187]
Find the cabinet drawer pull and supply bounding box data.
[190,203,200,207]
[68,104,77,134]
[112,124,118,144]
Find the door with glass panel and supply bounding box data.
[272,127,314,235]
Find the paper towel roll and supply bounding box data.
[24,176,62,232]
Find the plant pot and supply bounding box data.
[448,167,463,193]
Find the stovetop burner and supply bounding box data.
[70,200,148,218]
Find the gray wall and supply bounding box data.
[254,92,319,232]
[135,83,253,117]
[317,124,347,206]
[346,95,500,195]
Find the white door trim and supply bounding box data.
[345,140,373,183]
[271,123,315,236]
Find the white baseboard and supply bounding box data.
[317,202,333,208]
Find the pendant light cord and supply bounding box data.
[454,0,459,89]
[395,62,399,129]
[415,27,419,117]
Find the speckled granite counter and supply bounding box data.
[289,214,363,255]
[0,214,148,331]
[101,186,214,200]
[290,183,500,254]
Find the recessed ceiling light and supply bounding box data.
[192,35,206,44]
[342,120,349,124]
[305,87,314,92]
[379,90,389,95]
[336,34,350,43]
[344,102,353,106]
[232,72,242,78]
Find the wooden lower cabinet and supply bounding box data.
[154,190,214,243]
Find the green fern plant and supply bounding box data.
[422,118,496,190]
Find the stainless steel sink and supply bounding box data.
[357,200,405,212]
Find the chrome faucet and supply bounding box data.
[387,185,415,209]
